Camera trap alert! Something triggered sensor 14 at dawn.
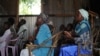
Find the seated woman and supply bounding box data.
[59,29,91,56]
[74,9,92,53]
[32,13,54,56]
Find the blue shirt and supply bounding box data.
[33,24,54,56]
[59,45,91,56]
[75,19,90,36]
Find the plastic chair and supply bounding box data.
[0,47,6,56]
[0,33,12,56]
[6,37,19,56]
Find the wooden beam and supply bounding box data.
[73,0,79,19]
[49,14,74,17]
[0,15,16,17]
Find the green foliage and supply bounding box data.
[19,3,31,15]
[19,0,41,15]
[19,0,36,8]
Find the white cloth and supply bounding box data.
[10,24,17,38]
[20,49,34,56]
[79,9,89,20]
[17,24,28,41]
[48,21,53,25]
[0,29,11,48]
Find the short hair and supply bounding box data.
[59,24,65,31]
[23,41,30,49]
[4,21,10,25]
[8,17,15,25]
[20,19,26,24]
[4,21,11,27]
[66,23,73,31]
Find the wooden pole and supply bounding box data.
[73,0,79,19]
[15,0,19,26]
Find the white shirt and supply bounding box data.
[20,48,34,56]
[0,29,11,48]
[17,24,28,41]
[10,24,17,39]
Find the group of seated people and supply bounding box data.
[0,8,92,56]
[55,23,91,56]
[0,17,28,55]
[55,9,92,56]
[20,9,92,56]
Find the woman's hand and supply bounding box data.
[64,31,72,38]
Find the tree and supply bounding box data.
[20,0,36,8]
[19,0,40,15]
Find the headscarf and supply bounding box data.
[39,13,48,22]
[79,9,89,20]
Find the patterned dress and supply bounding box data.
[75,19,92,53]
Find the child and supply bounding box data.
[20,41,34,56]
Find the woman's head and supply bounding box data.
[75,9,89,22]
[76,11,83,22]
[36,13,48,26]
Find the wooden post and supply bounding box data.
[73,0,79,19]
[28,46,31,56]
[15,0,19,26]
[41,0,44,13]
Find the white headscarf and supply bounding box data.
[79,9,89,20]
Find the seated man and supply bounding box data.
[17,19,28,49]
[0,22,12,48]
